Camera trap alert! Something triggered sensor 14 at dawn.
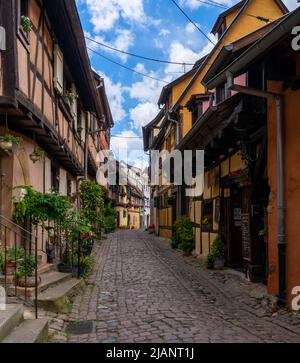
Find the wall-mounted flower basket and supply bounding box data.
[29,148,44,163]
[0,134,21,152]
[63,91,78,107]
[21,16,32,33]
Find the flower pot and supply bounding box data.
[18,276,41,288]
[0,141,13,151]
[29,154,40,163]
[214,258,225,270]
[5,263,16,276]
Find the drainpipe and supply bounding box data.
[227,72,286,304]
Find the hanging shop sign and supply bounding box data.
[241,213,252,261]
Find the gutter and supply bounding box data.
[227,73,286,304]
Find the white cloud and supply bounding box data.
[283,0,299,10]
[100,73,127,123]
[159,28,171,36]
[83,0,147,32]
[129,102,159,130]
[110,130,147,168]
[164,41,203,74]
[85,29,134,62]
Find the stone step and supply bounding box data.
[38,264,55,275]
[37,278,84,313]
[0,304,24,342]
[2,318,48,343]
[10,271,73,300]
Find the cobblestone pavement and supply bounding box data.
[46,230,300,343]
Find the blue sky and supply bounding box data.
[76,0,297,167]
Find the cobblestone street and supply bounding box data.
[47,230,300,343]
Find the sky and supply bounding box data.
[76,0,298,168]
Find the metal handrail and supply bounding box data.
[0,214,33,237]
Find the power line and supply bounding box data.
[87,47,169,84]
[86,36,194,66]
[170,0,216,46]
[197,0,271,23]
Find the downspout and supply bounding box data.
[227,72,286,304]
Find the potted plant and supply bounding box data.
[29,148,44,163]
[21,16,32,33]
[5,247,24,276]
[17,254,39,288]
[205,236,226,270]
[63,90,77,107]
[0,134,21,151]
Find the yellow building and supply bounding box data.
[144,0,288,252]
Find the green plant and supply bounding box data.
[171,235,180,249]
[72,254,95,278]
[0,134,21,145]
[104,215,117,234]
[210,236,225,258]
[205,236,226,269]
[173,216,195,254]
[205,254,216,269]
[31,148,44,158]
[13,186,72,226]
[80,180,105,231]
[21,16,32,33]
[7,247,25,264]
[105,203,117,218]
[17,254,37,277]
[258,228,268,237]
[64,91,77,105]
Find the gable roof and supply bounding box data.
[211,0,246,35]
[202,15,286,86]
[169,0,289,115]
[142,110,165,151]
[205,5,300,90]
[211,0,288,35]
[157,62,203,107]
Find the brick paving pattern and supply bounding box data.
[46,230,300,343]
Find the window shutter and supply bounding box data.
[54,45,63,94]
[71,84,77,126]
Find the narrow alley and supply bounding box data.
[47,230,300,343]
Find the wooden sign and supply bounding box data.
[241,213,251,261]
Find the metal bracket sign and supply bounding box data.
[0,26,6,51]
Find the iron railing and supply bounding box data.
[0,215,39,318]
[0,215,95,318]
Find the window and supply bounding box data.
[20,0,28,17]
[67,174,72,197]
[192,101,203,125]
[216,85,225,104]
[202,200,213,232]
[91,114,95,134]
[51,164,60,192]
[54,45,64,94]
